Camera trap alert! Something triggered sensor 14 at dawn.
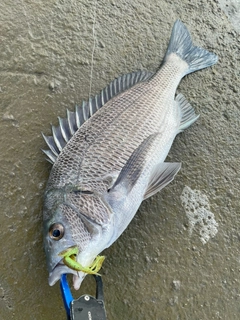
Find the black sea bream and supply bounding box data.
[42,20,218,289]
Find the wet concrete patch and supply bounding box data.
[0,276,13,312]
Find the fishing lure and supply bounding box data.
[59,246,105,275]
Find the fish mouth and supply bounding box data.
[48,246,79,287]
[48,261,78,286]
[48,260,87,290]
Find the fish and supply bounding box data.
[42,20,218,290]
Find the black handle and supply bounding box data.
[70,275,107,320]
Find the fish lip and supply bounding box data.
[48,261,78,286]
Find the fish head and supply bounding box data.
[43,204,80,287]
[43,188,112,289]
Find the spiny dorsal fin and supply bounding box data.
[42,70,153,164]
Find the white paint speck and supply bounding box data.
[180,186,218,244]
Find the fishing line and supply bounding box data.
[76,0,98,183]
[89,0,98,100]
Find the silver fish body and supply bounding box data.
[42,20,218,289]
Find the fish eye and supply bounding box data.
[49,223,64,240]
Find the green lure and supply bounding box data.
[59,246,105,275]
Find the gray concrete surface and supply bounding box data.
[219,0,240,32]
[0,0,239,319]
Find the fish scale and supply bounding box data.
[47,84,148,188]
[42,20,218,290]
[78,59,187,183]
[62,204,91,251]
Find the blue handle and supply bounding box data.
[60,274,74,318]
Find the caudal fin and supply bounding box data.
[164,20,218,75]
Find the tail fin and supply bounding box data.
[164,20,218,75]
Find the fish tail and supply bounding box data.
[164,20,218,75]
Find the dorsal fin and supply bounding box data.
[42,70,153,164]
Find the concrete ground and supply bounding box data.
[0,0,239,319]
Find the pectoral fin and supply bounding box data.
[144,162,181,199]
[106,134,181,206]
[109,134,159,196]
[103,137,181,248]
